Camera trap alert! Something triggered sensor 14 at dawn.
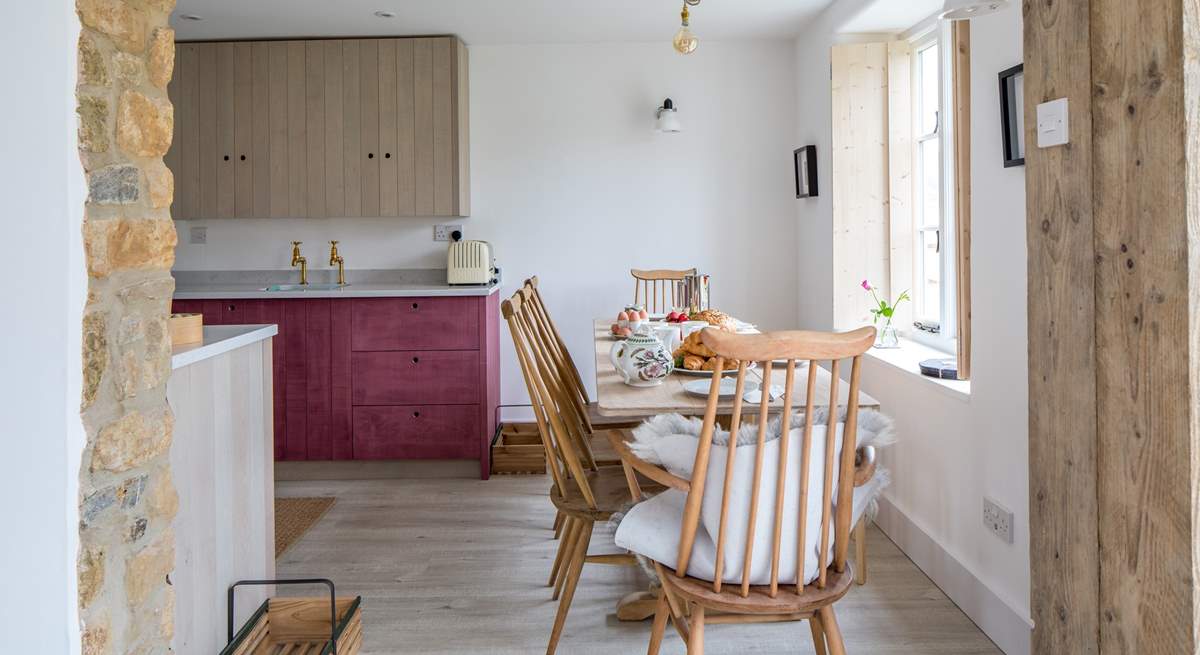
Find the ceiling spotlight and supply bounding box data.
[179,13,203,21]
[939,0,1010,20]
[374,10,397,18]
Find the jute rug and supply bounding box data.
[275,497,336,558]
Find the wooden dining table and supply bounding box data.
[592,319,879,417]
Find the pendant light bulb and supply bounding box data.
[673,4,698,55]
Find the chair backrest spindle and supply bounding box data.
[671,326,875,595]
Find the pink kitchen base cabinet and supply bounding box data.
[172,292,500,479]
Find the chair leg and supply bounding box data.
[809,614,828,655]
[549,518,578,589]
[553,511,564,538]
[817,606,846,655]
[854,519,867,585]
[646,590,670,655]
[546,521,593,655]
[686,603,705,655]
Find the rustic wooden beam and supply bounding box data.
[1027,0,1200,651]
[1091,0,1197,651]
[1024,0,1101,652]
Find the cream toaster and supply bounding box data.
[447,239,497,285]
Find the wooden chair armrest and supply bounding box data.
[604,430,691,493]
[853,445,877,487]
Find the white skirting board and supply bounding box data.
[874,497,1032,655]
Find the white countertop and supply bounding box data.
[172,269,500,299]
[171,325,278,370]
[173,282,499,299]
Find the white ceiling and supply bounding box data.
[171,0,835,44]
[838,0,942,34]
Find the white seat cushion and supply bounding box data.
[614,412,892,586]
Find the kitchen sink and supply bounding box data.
[262,283,349,292]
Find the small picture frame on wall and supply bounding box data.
[794,145,818,198]
[998,63,1025,167]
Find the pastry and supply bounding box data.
[702,357,740,371]
[693,309,737,332]
[679,331,716,358]
[683,355,706,371]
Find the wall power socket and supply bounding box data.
[433,224,462,242]
[983,497,1014,545]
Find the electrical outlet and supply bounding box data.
[983,497,1014,544]
[433,224,462,242]
[189,226,207,245]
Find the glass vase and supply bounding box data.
[875,321,900,349]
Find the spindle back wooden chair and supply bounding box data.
[502,288,643,655]
[608,326,878,655]
[631,268,696,313]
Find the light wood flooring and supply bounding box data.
[276,476,1002,654]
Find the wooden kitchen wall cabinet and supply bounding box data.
[166,36,470,220]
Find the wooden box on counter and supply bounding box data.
[172,293,500,479]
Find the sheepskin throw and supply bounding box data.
[613,409,894,586]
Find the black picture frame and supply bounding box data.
[998,63,1025,167]
[794,145,818,198]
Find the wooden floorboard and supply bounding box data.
[276,477,1002,654]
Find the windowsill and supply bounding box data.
[862,337,971,402]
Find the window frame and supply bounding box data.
[907,24,958,353]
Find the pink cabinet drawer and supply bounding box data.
[351,297,479,351]
[352,405,480,459]
[351,350,480,405]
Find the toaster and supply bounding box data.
[447,240,497,285]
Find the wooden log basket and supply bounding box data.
[222,579,363,655]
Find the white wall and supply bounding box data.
[795,5,1030,654]
[174,41,800,415]
[0,3,86,653]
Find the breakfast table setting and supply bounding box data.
[594,306,879,418]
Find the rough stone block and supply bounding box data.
[78,0,147,53]
[85,218,177,278]
[144,160,173,209]
[116,90,172,157]
[91,408,173,473]
[81,621,109,655]
[78,548,106,608]
[148,28,174,89]
[125,531,174,606]
[89,164,139,204]
[79,33,109,87]
[146,467,178,521]
[81,486,117,527]
[128,517,148,542]
[81,310,109,409]
[112,52,144,85]
[78,95,110,154]
[120,474,148,508]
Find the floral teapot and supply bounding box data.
[610,328,674,387]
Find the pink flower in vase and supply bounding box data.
[861,279,871,291]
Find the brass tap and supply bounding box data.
[329,240,346,286]
[290,241,308,285]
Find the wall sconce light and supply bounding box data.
[656,98,682,133]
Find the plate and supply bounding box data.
[674,361,758,377]
[743,385,785,404]
[683,378,760,398]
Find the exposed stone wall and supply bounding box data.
[75,0,179,652]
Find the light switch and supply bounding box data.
[189,226,207,245]
[1036,98,1069,148]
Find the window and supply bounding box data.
[909,26,956,351]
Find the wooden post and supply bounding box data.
[1025,0,1200,652]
